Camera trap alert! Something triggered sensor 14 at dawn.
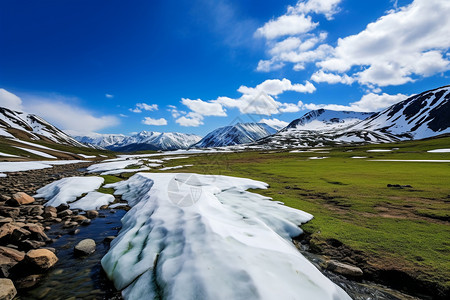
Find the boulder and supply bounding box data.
[0,278,16,300]
[0,247,25,277]
[25,249,58,271]
[74,239,96,256]
[85,210,98,219]
[14,274,42,289]
[18,240,46,251]
[11,192,35,205]
[23,224,50,242]
[326,260,363,277]
[56,204,70,212]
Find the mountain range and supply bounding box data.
[74,131,202,151]
[1,85,449,153]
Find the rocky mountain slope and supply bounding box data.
[0,107,86,148]
[255,85,450,148]
[194,123,277,148]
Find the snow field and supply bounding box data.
[101,173,351,300]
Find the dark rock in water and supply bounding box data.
[0,278,17,300]
[69,229,80,235]
[85,210,99,219]
[80,219,91,226]
[103,236,116,243]
[74,239,96,256]
[326,260,363,277]
[14,274,43,290]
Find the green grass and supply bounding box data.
[157,136,450,292]
[98,175,123,195]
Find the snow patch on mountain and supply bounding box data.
[0,107,87,147]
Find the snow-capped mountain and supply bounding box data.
[255,85,450,149]
[350,85,450,139]
[195,123,277,148]
[75,131,202,151]
[0,107,86,147]
[285,109,374,131]
[73,133,127,149]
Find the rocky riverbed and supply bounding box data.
[0,162,427,300]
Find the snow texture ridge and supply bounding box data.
[101,172,351,300]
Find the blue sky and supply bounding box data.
[0,0,449,136]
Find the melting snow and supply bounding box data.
[35,176,105,207]
[77,154,97,158]
[159,164,193,171]
[427,149,450,153]
[69,191,115,210]
[309,156,329,160]
[13,146,57,159]
[101,173,350,300]
[0,173,6,178]
[366,149,392,152]
[0,162,54,173]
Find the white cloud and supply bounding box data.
[304,92,407,112]
[256,60,285,72]
[130,103,158,113]
[176,115,204,127]
[180,98,227,117]
[310,70,354,84]
[256,14,318,40]
[105,94,114,98]
[317,0,450,86]
[167,105,185,118]
[0,89,23,111]
[142,117,167,126]
[260,118,289,130]
[23,97,119,135]
[290,0,343,20]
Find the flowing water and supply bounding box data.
[17,207,420,300]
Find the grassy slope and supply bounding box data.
[153,137,450,294]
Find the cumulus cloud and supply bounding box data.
[180,98,227,117]
[290,0,343,20]
[177,79,314,124]
[130,103,158,113]
[176,114,204,127]
[259,118,289,130]
[142,117,167,126]
[304,92,408,112]
[256,14,318,40]
[310,70,354,84]
[318,0,450,86]
[0,89,23,111]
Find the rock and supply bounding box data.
[0,247,25,277]
[69,229,80,235]
[58,209,73,218]
[0,208,20,219]
[23,205,44,216]
[85,210,98,219]
[14,274,42,289]
[56,204,70,212]
[9,227,31,243]
[80,219,91,226]
[0,219,12,225]
[0,278,16,300]
[25,249,58,271]
[74,239,96,256]
[326,260,363,277]
[0,195,11,202]
[18,240,46,251]
[44,206,57,215]
[11,192,35,205]
[23,224,50,242]
[62,221,78,228]
[71,215,87,223]
[100,205,109,209]
[103,236,116,243]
